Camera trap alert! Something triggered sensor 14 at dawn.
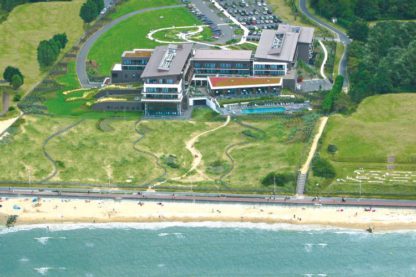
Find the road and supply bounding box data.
[76,5,185,88]
[298,0,351,87]
[2,187,416,209]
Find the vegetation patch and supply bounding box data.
[309,94,416,198]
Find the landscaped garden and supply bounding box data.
[307,94,416,198]
[88,7,208,77]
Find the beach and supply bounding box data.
[1,196,416,231]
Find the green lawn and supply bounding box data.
[0,0,85,92]
[109,0,180,19]
[308,94,416,198]
[88,7,203,76]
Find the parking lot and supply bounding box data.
[217,0,281,41]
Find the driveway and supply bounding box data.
[76,5,185,88]
[298,0,350,87]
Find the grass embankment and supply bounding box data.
[88,8,205,76]
[0,0,85,92]
[0,109,317,193]
[309,94,416,198]
[29,58,139,119]
[109,0,180,19]
[195,112,318,192]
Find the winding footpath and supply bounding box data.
[179,115,230,181]
[76,4,185,88]
[298,0,351,88]
[318,40,328,80]
[41,120,84,183]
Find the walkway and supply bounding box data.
[318,40,328,80]
[298,0,350,88]
[182,115,231,180]
[76,4,185,88]
[296,116,328,195]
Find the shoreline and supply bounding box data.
[1,197,416,232]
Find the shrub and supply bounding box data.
[261,172,294,186]
[11,74,23,89]
[327,144,338,154]
[13,94,21,102]
[3,66,23,83]
[312,156,336,178]
[6,215,18,228]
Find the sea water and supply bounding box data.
[0,222,416,276]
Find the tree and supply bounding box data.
[348,20,369,41]
[3,66,23,83]
[52,33,68,49]
[80,0,98,23]
[37,40,58,67]
[11,74,23,89]
[312,156,336,179]
[92,0,104,12]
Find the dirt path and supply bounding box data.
[300,116,328,174]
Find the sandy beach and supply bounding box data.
[1,196,416,231]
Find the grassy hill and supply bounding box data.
[0,0,85,92]
[88,7,203,77]
[309,93,416,198]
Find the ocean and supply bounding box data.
[0,222,415,276]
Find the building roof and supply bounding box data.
[112,63,122,71]
[122,49,153,58]
[208,77,282,89]
[255,24,314,63]
[277,24,314,43]
[141,43,193,78]
[193,49,252,61]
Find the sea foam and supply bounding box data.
[1,221,414,235]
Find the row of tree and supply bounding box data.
[37,33,68,68]
[321,75,344,113]
[348,22,416,102]
[80,0,104,23]
[2,66,24,89]
[310,0,416,27]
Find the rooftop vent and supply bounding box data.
[158,44,177,71]
[268,33,285,55]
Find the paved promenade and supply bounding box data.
[1,187,416,209]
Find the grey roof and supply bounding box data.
[255,29,299,63]
[255,24,314,63]
[193,49,252,61]
[141,43,193,78]
[277,24,314,43]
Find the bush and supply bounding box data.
[11,74,23,89]
[327,144,338,154]
[3,66,23,83]
[6,215,18,228]
[8,106,15,111]
[13,94,21,102]
[162,154,179,169]
[261,172,294,186]
[311,156,336,179]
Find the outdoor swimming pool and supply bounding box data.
[241,106,286,114]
